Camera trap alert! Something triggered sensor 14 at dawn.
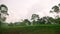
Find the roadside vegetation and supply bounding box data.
[0,3,60,34]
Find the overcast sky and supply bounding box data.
[0,0,60,23]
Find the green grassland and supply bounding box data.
[1,24,60,34]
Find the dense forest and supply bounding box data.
[0,3,60,28]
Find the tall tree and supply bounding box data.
[50,3,60,24]
[31,14,39,25]
[0,4,9,27]
[50,4,60,18]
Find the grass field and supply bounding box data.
[1,24,60,34]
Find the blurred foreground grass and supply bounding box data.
[1,24,60,34]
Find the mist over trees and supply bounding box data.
[0,3,60,27]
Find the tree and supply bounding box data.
[39,16,55,24]
[8,22,13,26]
[31,14,39,25]
[23,19,31,25]
[52,5,59,13]
[50,4,60,18]
[0,4,9,27]
[40,16,47,24]
[58,3,60,7]
[45,16,55,24]
[50,3,60,24]
[31,14,39,20]
[55,18,60,24]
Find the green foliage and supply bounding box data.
[31,14,40,25]
[31,14,39,20]
[58,3,60,7]
[52,5,59,13]
[50,3,60,24]
[1,25,60,34]
[50,3,60,18]
[19,22,26,26]
[8,23,14,26]
[23,19,31,25]
[0,4,9,28]
[0,4,8,22]
[55,18,60,24]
